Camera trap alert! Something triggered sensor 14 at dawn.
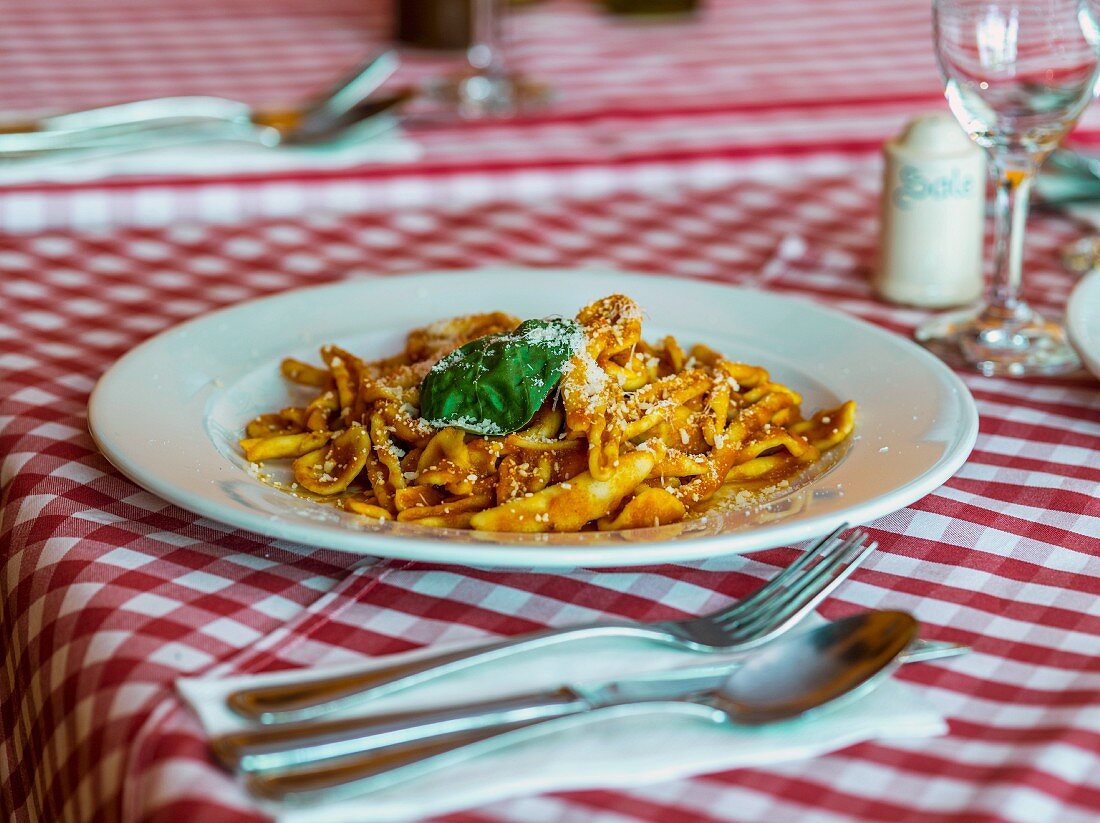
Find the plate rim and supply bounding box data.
[89,268,980,568]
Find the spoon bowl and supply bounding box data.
[712,610,918,724]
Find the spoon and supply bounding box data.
[233,611,923,804]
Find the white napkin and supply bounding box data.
[178,619,947,822]
[0,117,420,185]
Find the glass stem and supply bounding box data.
[468,0,505,78]
[986,157,1035,317]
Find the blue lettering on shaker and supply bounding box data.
[892,165,975,210]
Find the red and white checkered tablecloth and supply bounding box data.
[2,0,1100,821]
[2,174,1098,822]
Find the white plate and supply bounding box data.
[1067,269,1100,381]
[89,269,978,569]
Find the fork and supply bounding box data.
[228,524,876,724]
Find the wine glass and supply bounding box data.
[920,0,1100,376]
[428,0,546,119]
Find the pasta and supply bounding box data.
[241,295,856,532]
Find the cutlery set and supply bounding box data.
[0,51,411,163]
[201,526,968,805]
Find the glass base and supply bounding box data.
[915,302,1081,377]
[424,71,550,119]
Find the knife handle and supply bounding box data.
[213,686,588,773]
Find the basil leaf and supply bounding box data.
[420,318,585,435]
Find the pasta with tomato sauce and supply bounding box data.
[240,295,855,532]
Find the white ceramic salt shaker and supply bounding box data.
[876,113,986,307]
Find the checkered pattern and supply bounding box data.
[2,0,1100,820]
[1,172,1098,822]
[5,0,1100,232]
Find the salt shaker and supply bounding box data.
[876,113,986,307]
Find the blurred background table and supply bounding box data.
[4,0,1100,230]
[1,1,1098,822]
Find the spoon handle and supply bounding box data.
[244,717,550,804]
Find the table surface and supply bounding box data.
[1,1,1099,822]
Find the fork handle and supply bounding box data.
[226,621,665,724]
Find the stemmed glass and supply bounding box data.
[921,0,1100,375]
[429,0,545,119]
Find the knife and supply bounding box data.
[213,664,738,774]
